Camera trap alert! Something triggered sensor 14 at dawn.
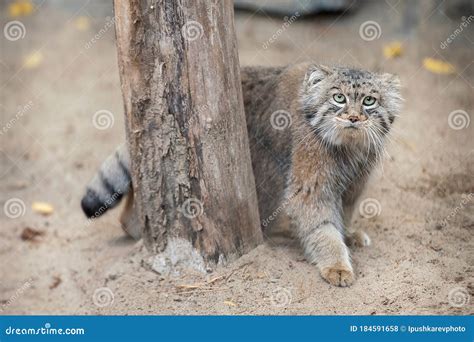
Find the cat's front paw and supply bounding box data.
[320,262,355,287]
[346,230,371,247]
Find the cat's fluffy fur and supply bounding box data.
[81,63,402,286]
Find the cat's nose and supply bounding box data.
[348,115,359,123]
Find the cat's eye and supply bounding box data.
[333,93,346,104]
[362,96,376,106]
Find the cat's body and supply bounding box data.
[82,63,402,286]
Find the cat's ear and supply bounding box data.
[305,64,333,87]
[379,72,401,90]
[379,72,403,114]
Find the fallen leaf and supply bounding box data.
[19,1,33,16]
[74,16,90,31]
[8,3,22,17]
[23,51,43,69]
[49,276,62,289]
[20,227,44,241]
[32,201,54,215]
[176,284,203,290]
[423,58,455,75]
[8,0,33,17]
[8,181,29,190]
[223,300,237,307]
[397,137,416,152]
[383,41,403,59]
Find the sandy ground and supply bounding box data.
[1,1,473,315]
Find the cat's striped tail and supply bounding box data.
[81,144,131,219]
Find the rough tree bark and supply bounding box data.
[114,0,262,272]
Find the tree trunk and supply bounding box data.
[114,0,262,272]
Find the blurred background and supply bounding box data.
[0,0,473,315]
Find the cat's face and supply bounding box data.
[301,65,402,148]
